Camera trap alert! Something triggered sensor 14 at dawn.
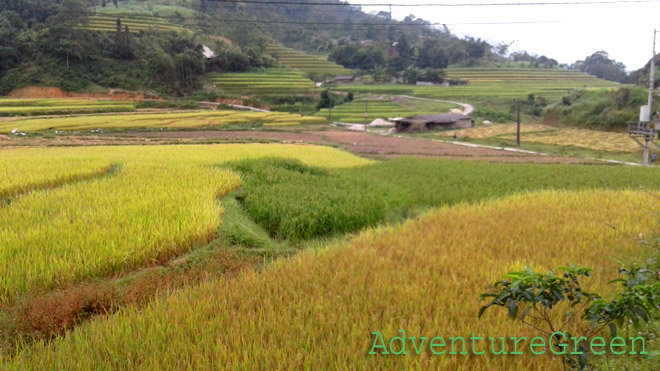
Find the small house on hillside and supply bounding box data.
[393,113,473,132]
[334,76,355,84]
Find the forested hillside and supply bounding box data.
[0,0,503,96]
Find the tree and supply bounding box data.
[573,51,629,83]
[418,39,448,69]
[101,0,106,7]
[113,18,133,59]
[112,0,118,8]
[45,0,90,69]
[396,33,412,61]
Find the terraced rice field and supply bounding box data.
[316,97,459,123]
[0,110,326,133]
[445,123,556,139]
[0,99,136,117]
[5,188,659,369]
[444,123,640,153]
[0,145,370,302]
[208,68,316,95]
[336,68,620,101]
[79,15,186,34]
[266,44,352,76]
[500,129,641,153]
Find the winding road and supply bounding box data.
[395,95,475,116]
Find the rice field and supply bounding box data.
[336,68,620,101]
[500,129,642,153]
[0,145,370,303]
[79,15,186,34]
[208,68,316,95]
[443,123,641,153]
[0,157,113,199]
[266,44,352,76]
[0,99,136,117]
[5,189,657,369]
[445,123,557,139]
[316,97,460,123]
[0,110,326,133]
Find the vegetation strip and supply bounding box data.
[3,190,657,369]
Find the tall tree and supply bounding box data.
[45,0,89,69]
[573,51,629,83]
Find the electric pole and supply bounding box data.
[649,30,657,115]
[516,100,521,147]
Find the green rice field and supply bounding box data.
[316,97,461,123]
[266,44,352,76]
[0,99,136,117]
[336,67,620,101]
[80,15,186,34]
[208,68,316,95]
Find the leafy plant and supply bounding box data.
[480,264,660,369]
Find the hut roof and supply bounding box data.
[394,113,470,124]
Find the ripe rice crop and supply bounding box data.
[0,145,370,302]
[0,110,325,133]
[500,129,641,153]
[444,123,556,139]
[0,157,112,199]
[6,189,657,369]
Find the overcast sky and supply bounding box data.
[355,0,659,71]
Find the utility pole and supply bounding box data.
[389,4,392,20]
[365,100,369,123]
[649,29,657,118]
[516,100,521,147]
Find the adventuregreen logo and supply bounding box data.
[369,330,647,356]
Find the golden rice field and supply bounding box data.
[445,123,556,139]
[0,156,112,199]
[500,129,641,153]
[5,189,657,369]
[0,110,327,133]
[446,124,641,153]
[0,145,370,302]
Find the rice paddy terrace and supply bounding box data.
[0,99,136,116]
[336,67,621,101]
[316,97,461,123]
[80,14,187,34]
[266,44,352,76]
[208,68,316,96]
[0,110,327,133]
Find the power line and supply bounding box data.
[204,0,659,6]
[3,7,568,28]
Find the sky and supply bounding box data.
[354,0,660,71]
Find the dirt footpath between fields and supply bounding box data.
[0,130,592,163]
[111,130,590,164]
